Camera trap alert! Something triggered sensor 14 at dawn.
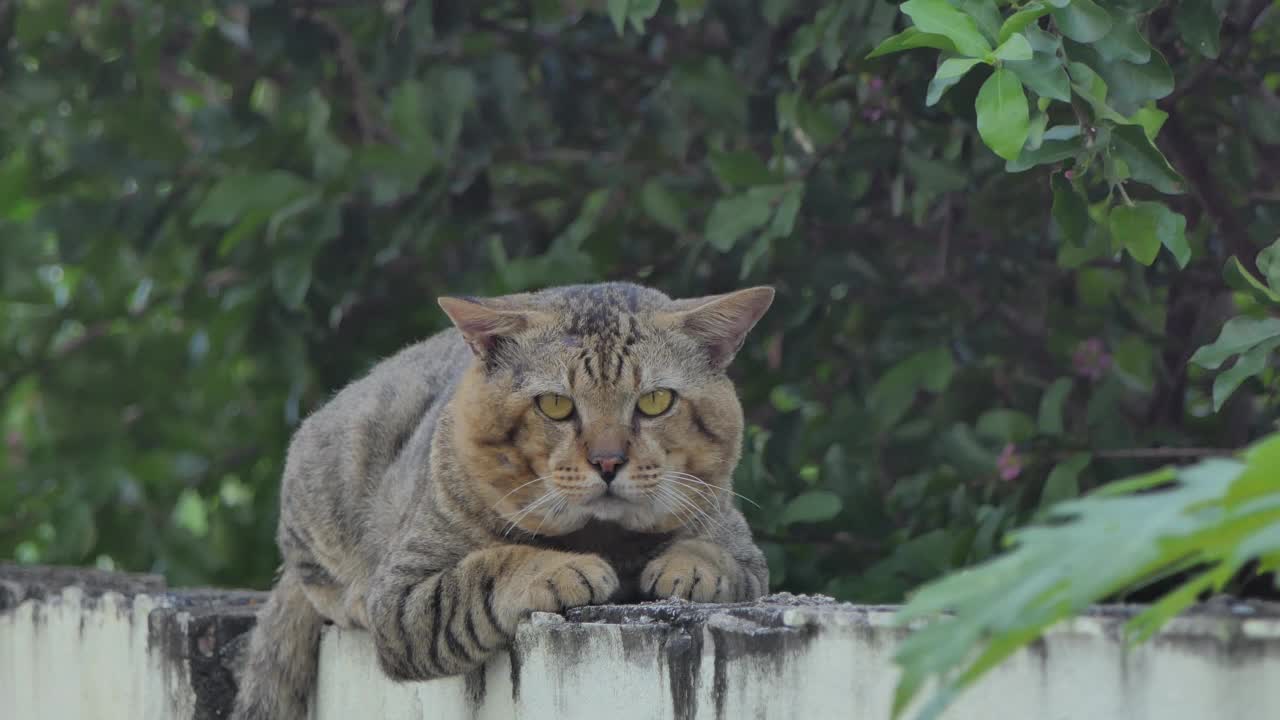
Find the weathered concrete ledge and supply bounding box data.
[3,563,1280,719]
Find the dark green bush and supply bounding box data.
[2,0,1277,601]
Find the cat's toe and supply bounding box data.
[641,555,726,603]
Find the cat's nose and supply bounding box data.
[589,453,628,483]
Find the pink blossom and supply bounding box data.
[997,443,1023,482]
[868,76,885,92]
[1073,337,1112,381]
[1064,169,1075,180]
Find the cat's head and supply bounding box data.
[439,282,773,537]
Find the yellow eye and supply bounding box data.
[536,394,575,420]
[636,389,675,417]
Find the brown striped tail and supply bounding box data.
[231,568,323,720]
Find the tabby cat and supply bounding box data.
[231,282,774,720]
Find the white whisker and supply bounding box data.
[503,489,561,537]
[656,482,721,537]
[490,474,555,511]
[529,493,567,538]
[665,471,760,508]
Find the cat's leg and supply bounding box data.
[366,545,619,681]
[640,509,770,602]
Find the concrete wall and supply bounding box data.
[3,563,1280,719]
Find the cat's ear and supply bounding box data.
[664,286,775,370]
[438,296,541,360]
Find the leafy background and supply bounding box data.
[2,0,1279,608]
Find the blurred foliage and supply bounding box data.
[894,430,1280,720]
[892,235,1280,719]
[1,0,1278,599]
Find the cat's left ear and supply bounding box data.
[663,286,775,370]
[438,296,543,360]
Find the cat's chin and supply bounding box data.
[547,495,671,533]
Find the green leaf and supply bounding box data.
[173,489,209,538]
[1049,0,1112,43]
[1110,125,1184,195]
[1156,206,1190,268]
[1110,202,1166,266]
[781,491,844,525]
[705,187,783,251]
[1129,104,1169,143]
[937,57,987,80]
[1041,453,1091,507]
[869,347,956,430]
[891,442,1280,718]
[1051,174,1089,245]
[1068,43,1174,115]
[1006,46,1070,103]
[768,183,805,239]
[272,248,316,310]
[1225,256,1280,306]
[641,180,687,233]
[975,69,1029,161]
[993,34,1033,62]
[608,0,629,34]
[1026,112,1049,150]
[900,0,993,58]
[976,409,1035,443]
[1175,0,1222,59]
[1066,61,1123,121]
[1006,137,1082,172]
[626,0,661,31]
[1258,239,1280,292]
[866,27,958,59]
[192,171,314,227]
[956,0,1002,45]
[710,150,777,188]
[998,5,1050,44]
[1037,377,1075,435]
[1212,342,1276,411]
[1092,17,1152,64]
[1189,316,1280,370]
[927,58,987,106]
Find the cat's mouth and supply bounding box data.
[584,492,635,521]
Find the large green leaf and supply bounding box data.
[927,58,987,106]
[1050,174,1089,245]
[1092,17,1152,63]
[1108,202,1188,268]
[1175,0,1223,59]
[892,435,1280,720]
[900,0,993,58]
[1190,316,1280,370]
[192,172,314,227]
[1109,125,1184,195]
[1049,0,1112,43]
[998,5,1050,44]
[975,69,1029,161]
[866,27,959,58]
[1211,342,1276,411]
[781,491,845,525]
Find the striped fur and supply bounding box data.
[231,283,773,720]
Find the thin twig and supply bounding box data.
[1056,447,1237,461]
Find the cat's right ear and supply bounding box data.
[438,297,538,360]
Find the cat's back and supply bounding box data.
[278,328,472,554]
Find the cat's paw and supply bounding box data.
[522,553,619,615]
[641,544,732,602]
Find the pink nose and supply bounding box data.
[589,453,627,480]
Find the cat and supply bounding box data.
[231,282,774,720]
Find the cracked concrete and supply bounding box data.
[3,564,1280,719]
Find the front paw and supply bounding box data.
[520,553,620,616]
[641,544,732,602]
